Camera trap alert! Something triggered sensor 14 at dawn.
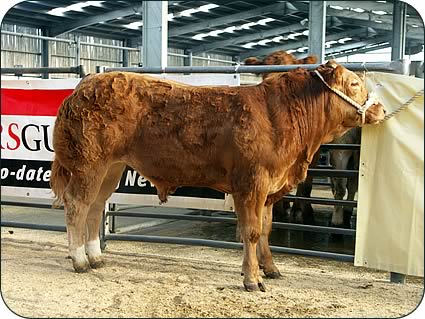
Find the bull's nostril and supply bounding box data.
[383,109,387,115]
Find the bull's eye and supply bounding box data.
[351,80,360,87]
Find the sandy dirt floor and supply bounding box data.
[1,227,423,318]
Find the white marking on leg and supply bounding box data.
[85,238,102,258]
[71,245,88,264]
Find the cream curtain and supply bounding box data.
[355,72,424,277]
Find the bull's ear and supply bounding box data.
[332,65,345,79]
[244,57,262,65]
[325,60,339,69]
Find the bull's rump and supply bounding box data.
[53,72,262,189]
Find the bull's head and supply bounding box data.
[316,60,386,126]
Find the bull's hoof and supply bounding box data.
[264,271,282,279]
[89,258,105,269]
[73,261,90,273]
[244,281,267,292]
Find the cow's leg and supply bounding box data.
[257,204,281,279]
[330,177,347,227]
[330,150,351,227]
[290,151,320,224]
[233,191,267,292]
[64,167,107,273]
[85,163,126,268]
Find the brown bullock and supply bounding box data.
[50,61,385,292]
[244,50,317,79]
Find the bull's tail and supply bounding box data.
[50,159,71,208]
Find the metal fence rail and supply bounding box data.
[103,61,405,74]
[1,65,85,77]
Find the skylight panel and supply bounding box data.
[258,39,273,46]
[338,37,353,44]
[257,17,276,25]
[241,42,257,49]
[372,10,387,15]
[170,3,219,19]
[329,5,344,10]
[191,16,276,41]
[47,1,104,16]
[123,21,143,30]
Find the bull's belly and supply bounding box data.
[123,152,230,191]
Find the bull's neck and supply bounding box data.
[262,74,336,163]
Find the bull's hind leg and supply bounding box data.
[64,166,108,273]
[257,204,281,279]
[233,191,267,292]
[85,163,126,268]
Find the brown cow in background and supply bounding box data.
[51,61,384,292]
[244,50,317,79]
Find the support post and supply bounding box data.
[75,34,81,66]
[308,1,326,63]
[41,28,49,79]
[142,1,168,68]
[183,49,193,66]
[123,39,131,67]
[391,0,407,61]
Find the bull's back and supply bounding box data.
[53,72,248,176]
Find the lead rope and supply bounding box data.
[380,89,424,122]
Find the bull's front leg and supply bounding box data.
[233,190,267,292]
[257,204,282,278]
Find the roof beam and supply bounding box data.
[240,28,370,59]
[290,2,423,28]
[50,4,144,37]
[330,42,392,59]
[324,35,392,57]
[169,2,295,37]
[327,1,394,13]
[338,17,424,41]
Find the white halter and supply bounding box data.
[314,70,379,124]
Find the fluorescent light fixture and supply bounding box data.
[302,30,309,36]
[374,20,383,23]
[411,24,419,28]
[287,49,297,54]
[47,1,103,16]
[352,8,365,13]
[123,21,143,30]
[330,5,344,10]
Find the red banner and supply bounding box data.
[1,88,73,116]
